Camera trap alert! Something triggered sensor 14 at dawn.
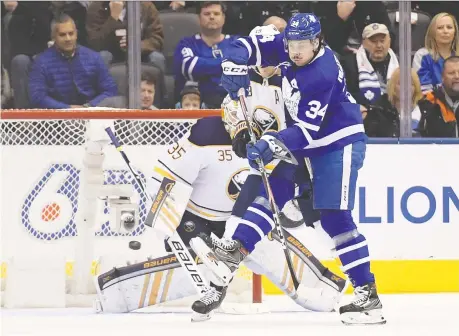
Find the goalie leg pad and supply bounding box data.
[95,251,221,313]
[245,230,347,312]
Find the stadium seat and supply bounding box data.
[387,9,431,59]
[158,12,200,75]
[164,74,176,109]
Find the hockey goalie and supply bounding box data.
[95,61,347,321]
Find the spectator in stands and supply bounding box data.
[141,72,158,110]
[29,14,120,109]
[7,1,53,108]
[50,1,90,47]
[363,68,423,137]
[86,1,165,73]
[263,16,287,33]
[417,56,459,137]
[173,1,238,109]
[341,23,399,114]
[176,82,202,110]
[413,13,459,93]
[314,1,394,55]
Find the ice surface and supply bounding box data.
[2,294,458,336]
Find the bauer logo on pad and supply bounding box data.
[145,177,176,228]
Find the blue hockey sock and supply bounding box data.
[321,209,375,287]
[335,233,375,287]
[232,197,274,252]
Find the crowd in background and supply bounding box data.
[1,1,459,138]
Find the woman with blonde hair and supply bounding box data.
[413,12,459,92]
[363,67,423,137]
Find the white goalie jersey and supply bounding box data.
[150,117,249,221]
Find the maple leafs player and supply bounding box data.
[223,25,321,240]
[94,64,347,322]
[190,14,386,325]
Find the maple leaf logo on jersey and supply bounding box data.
[282,77,301,120]
[364,90,375,101]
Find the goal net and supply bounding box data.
[0,108,262,309]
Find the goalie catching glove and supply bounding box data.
[232,120,261,158]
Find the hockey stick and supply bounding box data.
[104,127,209,295]
[237,89,300,290]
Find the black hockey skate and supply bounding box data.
[190,233,248,286]
[191,282,228,322]
[339,283,386,325]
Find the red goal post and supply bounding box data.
[0,108,262,307]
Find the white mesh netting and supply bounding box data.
[1,119,194,146]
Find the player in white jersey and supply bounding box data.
[94,66,347,321]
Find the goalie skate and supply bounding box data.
[190,233,248,286]
[339,283,386,325]
[191,283,228,322]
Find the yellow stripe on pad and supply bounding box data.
[148,272,164,305]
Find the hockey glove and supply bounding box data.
[232,121,261,158]
[221,61,250,100]
[246,133,281,169]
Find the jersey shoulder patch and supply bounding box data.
[188,117,232,146]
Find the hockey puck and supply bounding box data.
[129,240,141,250]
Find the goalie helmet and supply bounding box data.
[221,95,241,138]
[222,95,278,140]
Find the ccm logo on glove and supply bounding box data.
[222,61,248,75]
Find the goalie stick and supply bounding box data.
[237,88,300,290]
[104,127,209,295]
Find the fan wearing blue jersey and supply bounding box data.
[173,2,239,108]
[190,14,386,326]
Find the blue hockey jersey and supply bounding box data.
[226,32,366,156]
[174,34,239,108]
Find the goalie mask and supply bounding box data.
[284,13,322,66]
[221,95,241,138]
[221,95,280,139]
